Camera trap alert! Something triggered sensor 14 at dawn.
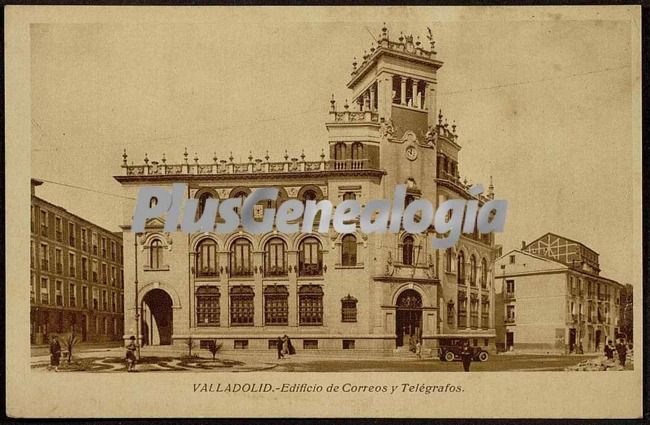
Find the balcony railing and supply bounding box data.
[196,267,219,278]
[330,159,368,170]
[229,267,253,278]
[505,291,515,300]
[299,264,323,277]
[504,317,515,324]
[264,266,288,278]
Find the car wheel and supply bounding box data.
[478,351,489,362]
[444,351,455,362]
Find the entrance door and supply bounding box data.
[395,290,423,348]
[142,289,173,345]
[569,328,577,352]
[506,332,514,350]
[595,330,602,350]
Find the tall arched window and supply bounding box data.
[298,237,323,276]
[469,255,477,287]
[341,234,357,266]
[334,142,346,161]
[196,239,218,277]
[481,258,488,288]
[341,295,358,322]
[197,192,213,218]
[196,286,220,326]
[302,189,318,202]
[299,285,323,326]
[149,239,163,269]
[351,142,364,161]
[457,251,466,285]
[402,235,415,265]
[264,238,287,277]
[230,286,254,326]
[264,285,288,325]
[230,238,253,277]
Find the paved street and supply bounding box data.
[31,344,617,372]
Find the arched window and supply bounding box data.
[196,239,218,277]
[481,258,488,288]
[149,197,158,208]
[197,192,213,218]
[264,285,288,326]
[149,239,163,269]
[298,237,323,276]
[196,286,220,326]
[302,189,318,202]
[230,238,253,277]
[402,235,415,265]
[469,255,477,286]
[264,238,287,277]
[299,285,323,326]
[341,295,358,322]
[341,234,357,266]
[230,286,254,326]
[334,142,346,161]
[457,251,466,285]
[445,248,453,272]
[351,142,364,161]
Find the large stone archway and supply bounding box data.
[141,288,173,346]
[395,289,423,348]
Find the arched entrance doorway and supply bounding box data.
[396,289,423,348]
[141,289,173,345]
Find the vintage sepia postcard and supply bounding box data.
[5,5,643,419]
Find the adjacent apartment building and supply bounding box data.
[30,179,125,344]
[114,26,500,353]
[495,233,624,354]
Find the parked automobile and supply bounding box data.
[438,338,489,362]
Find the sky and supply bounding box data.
[30,8,638,285]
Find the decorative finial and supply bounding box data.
[248,151,253,162]
[265,150,270,161]
[438,109,443,125]
[194,152,199,163]
[320,148,325,160]
[300,149,305,161]
[463,177,468,186]
[229,152,234,162]
[183,147,189,163]
[398,31,404,42]
[330,94,336,111]
[284,150,289,161]
[344,99,349,110]
[362,50,368,60]
[370,44,375,53]
[452,121,457,134]
[213,152,217,162]
[144,153,149,164]
[122,149,128,165]
[444,118,448,128]
[161,153,166,164]
[415,36,421,48]
[352,57,357,71]
[382,22,388,33]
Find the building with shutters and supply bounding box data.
[494,233,624,354]
[115,25,500,353]
[30,179,125,344]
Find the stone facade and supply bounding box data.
[115,26,499,353]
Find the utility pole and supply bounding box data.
[134,232,141,358]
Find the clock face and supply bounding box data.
[406,146,418,161]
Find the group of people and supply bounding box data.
[604,338,629,367]
[276,334,295,359]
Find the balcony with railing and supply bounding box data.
[299,263,324,277]
[196,266,219,278]
[229,266,253,278]
[264,265,288,278]
[504,316,515,324]
[504,291,515,300]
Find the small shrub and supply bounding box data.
[206,340,223,361]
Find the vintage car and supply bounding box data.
[438,338,489,362]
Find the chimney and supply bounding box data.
[521,241,526,250]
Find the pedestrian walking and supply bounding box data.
[415,339,422,359]
[276,337,285,360]
[604,340,615,360]
[125,336,138,372]
[616,339,627,367]
[49,336,62,372]
[460,341,472,372]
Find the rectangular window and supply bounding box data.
[111,241,116,261]
[230,287,254,326]
[505,279,515,296]
[92,288,99,310]
[31,206,35,233]
[509,255,515,264]
[69,252,76,277]
[81,228,88,251]
[303,340,318,350]
[82,257,89,280]
[68,222,76,247]
[40,243,49,271]
[92,260,98,282]
[234,340,248,349]
[101,263,107,284]
[299,286,324,326]
[55,249,63,274]
[111,266,116,286]
[55,280,63,306]
[342,339,355,350]
[506,305,515,322]
[69,283,76,307]
[30,241,35,268]
[196,286,220,326]
[101,237,107,257]
[264,286,289,326]
[40,277,49,304]
[55,216,62,241]
[92,232,98,255]
[341,297,358,322]
[30,273,35,302]
[40,210,48,237]
[102,289,107,310]
[82,286,88,308]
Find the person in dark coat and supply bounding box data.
[616,339,628,367]
[604,340,615,360]
[125,336,138,372]
[49,336,62,372]
[284,335,296,355]
[460,341,472,372]
[276,337,285,360]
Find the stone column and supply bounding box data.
[370,84,376,112]
[412,79,419,108]
[253,251,264,327]
[400,76,407,105]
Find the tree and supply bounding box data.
[62,333,79,364]
[206,340,223,361]
[185,336,196,357]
